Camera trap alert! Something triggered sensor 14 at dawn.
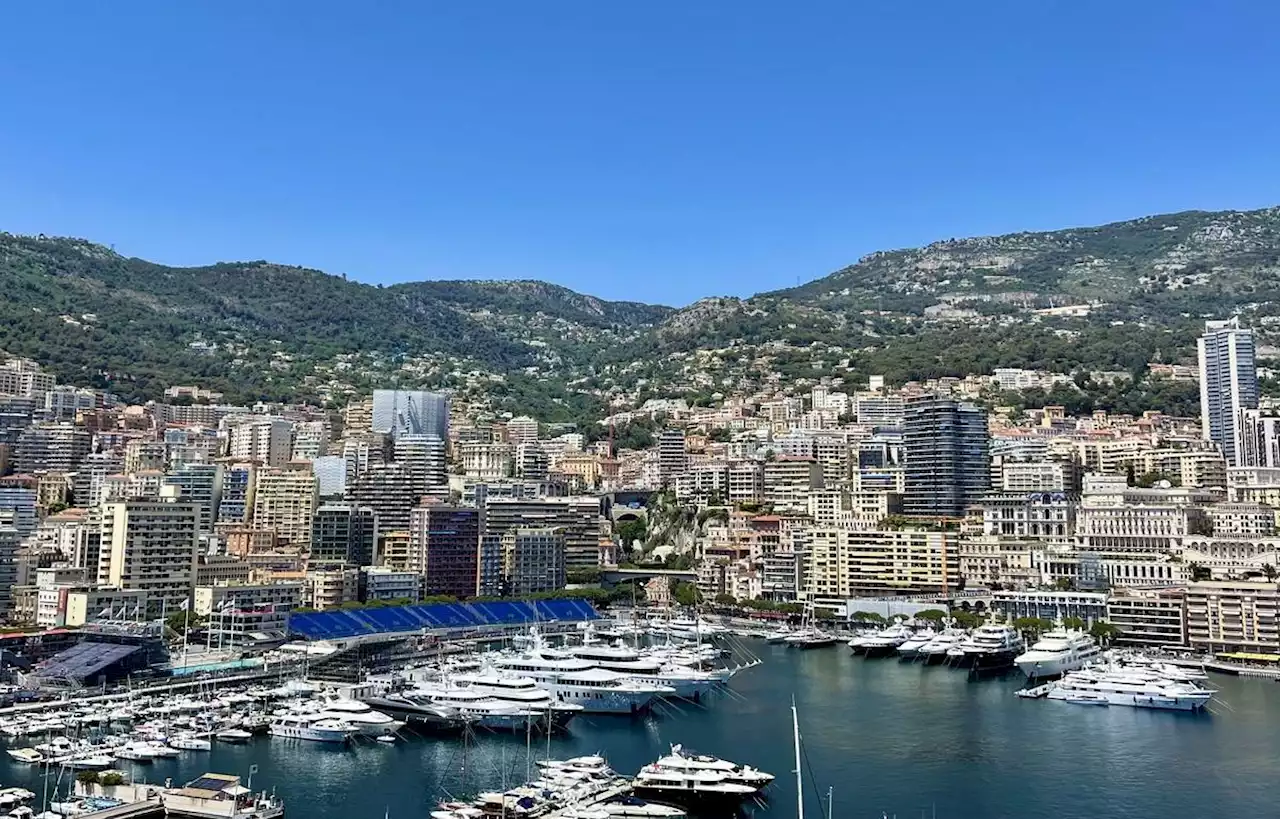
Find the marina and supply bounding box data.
[1,632,1278,817]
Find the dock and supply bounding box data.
[79,800,163,819]
[1016,683,1053,699]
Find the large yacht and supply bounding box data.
[288,697,405,736]
[648,744,775,789]
[632,749,769,811]
[950,624,1025,672]
[916,631,966,664]
[268,715,353,743]
[451,670,584,730]
[895,628,938,659]
[408,685,541,732]
[1046,667,1216,711]
[859,624,913,658]
[1014,630,1102,679]
[537,647,720,700]
[360,690,467,733]
[496,654,673,713]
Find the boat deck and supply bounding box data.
[541,782,632,817]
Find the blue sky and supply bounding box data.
[1,1,1276,305]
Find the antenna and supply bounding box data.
[793,697,804,819]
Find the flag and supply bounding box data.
[249,765,259,776]
[97,608,111,619]
[179,597,189,612]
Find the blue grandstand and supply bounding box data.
[287,599,600,641]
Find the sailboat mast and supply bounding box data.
[793,698,804,819]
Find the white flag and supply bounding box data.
[179,598,190,612]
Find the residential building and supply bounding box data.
[64,588,148,627]
[303,567,359,610]
[902,397,989,517]
[1074,474,1211,555]
[72,452,124,508]
[312,455,348,497]
[1000,459,1080,493]
[502,528,566,596]
[98,485,200,617]
[14,423,91,474]
[359,566,421,603]
[727,461,764,504]
[1239,408,1280,468]
[408,504,481,599]
[460,442,512,480]
[979,492,1076,541]
[345,462,418,532]
[163,463,222,534]
[371,390,449,440]
[1185,580,1280,653]
[195,581,303,645]
[991,590,1108,625]
[226,417,293,466]
[251,466,318,549]
[1198,318,1258,466]
[394,434,448,491]
[290,421,330,461]
[0,512,19,615]
[763,456,824,513]
[482,496,605,571]
[217,464,255,524]
[804,527,959,599]
[196,554,252,586]
[515,443,549,481]
[0,359,55,399]
[657,428,688,485]
[310,504,378,568]
[1107,588,1186,648]
[506,416,540,445]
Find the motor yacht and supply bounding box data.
[648,744,775,789]
[451,670,583,730]
[783,628,839,649]
[631,765,762,810]
[496,654,673,713]
[168,734,212,752]
[1046,667,1215,711]
[895,628,939,659]
[950,625,1025,672]
[268,715,354,743]
[408,685,541,732]
[1015,630,1102,678]
[859,624,913,658]
[6,749,43,764]
[113,743,157,763]
[291,697,405,736]
[215,728,254,743]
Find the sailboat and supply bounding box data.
[784,603,838,649]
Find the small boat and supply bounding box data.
[168,735,212,751]
[6,749,43,764]
[375,734,397,744]
[215,728,253,743]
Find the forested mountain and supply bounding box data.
[3,205,1279,414]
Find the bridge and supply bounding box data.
[600,568,698,588]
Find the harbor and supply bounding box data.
[2,631,1280,818]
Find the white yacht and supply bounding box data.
[1015,630,1102,678]
[1046,667,1215,711]
[648,744,775,789]
[114,743,158,763]
[950,625,1025,672]
[859,624,913,658]
[917,631,966,664]
[268,715,354,743]
[632,765,762,811]
[292,698,405,736]
[496,654,673,714]
[895,628,938,659]
[168,734,212,751]
[408,685,539,732]
[538,647,717,700]
[215,728,254,743]
[452,670,584,730]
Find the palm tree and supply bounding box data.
[1264,564,1278,582]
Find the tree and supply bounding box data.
[165,610,206,636]
[1089,621,1121,645]
[672,581,700,607]
[567,567,603,585]
[713,593,737,606]
[913,609,948,623]
[1189,562,1212,582]
[1061,616,1086,631]
[1053,577,1075,591]
[1013,617,1053,638]
[615,518,648,548]
[707,428,731,443]
[1264,564,1278,582]
[849,611,887,625]
[951,610,985,629]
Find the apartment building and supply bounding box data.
[97,486,200,617]
[1185,580,1280,654]
[763,456,824,514]
[805,527,959,599]
[226,417,293,466]
[252,466,319,549]
[1107,588,1186,648]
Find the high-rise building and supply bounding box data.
[14,423,91,474]
[98,485,200,617]
[312,455,348,497]
[0,487,37,538]
[394,434,448,492]
[251,466,318,549]
[1198,318,1259,466]
[1239,408,1280,468]
[502,528,566,596]
[407,504,480,598]
[658,429,688,485]
[371,390,449,441]
[163,462,222,534]
[0,511,20,615]
[217,464,255,524]
[226,417,293,466]
[902,397,989,517]
[291,420,330,461]
[515,443,549,480]
[72,451,125,508]
[482,496,604,570]
[124,439,168,473]
[506,416,540,445]
[310,504,378,567]
[346,462,418,533]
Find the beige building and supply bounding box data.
[97,486,199,617]
[65,588,149,627]
[226,417,293,466]
[1185,580,1280,654]
[763,457,824,513]
[805,527,959,599]
[251,466,318,549]
[196,554,252,586]
[304,567,359,610]
[1107,588,1186,648]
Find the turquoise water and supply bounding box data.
[3,644,1276,818]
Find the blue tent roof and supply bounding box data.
[287,598,599,640]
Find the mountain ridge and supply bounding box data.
[3,204,1279,416]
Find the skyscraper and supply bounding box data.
[310,504,378,567]
[408,504,480,598]
[1198,318,1259,466]
[902,396,989,517]
[658,428,688,485]
[371,390,449,441]
[98,485,199,617]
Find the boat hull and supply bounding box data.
[631,786,757,811]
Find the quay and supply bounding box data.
[81,800,163,819]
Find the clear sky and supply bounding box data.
[0,1,1276,306]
